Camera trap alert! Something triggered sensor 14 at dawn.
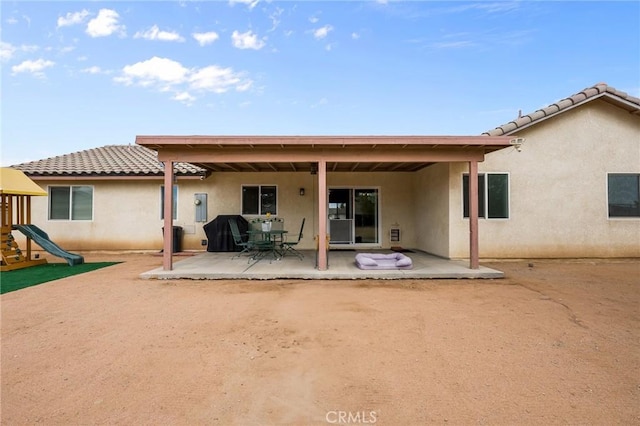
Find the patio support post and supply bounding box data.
[469,160,479,269]
[163,161,174,271]
[317,159,328,270]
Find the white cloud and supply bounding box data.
[6,17,18,25]
[11,59,55,78]
[193,31,219,46]
[313,25,333,40]
[86,9,125,38]
[57,9,90,28]
[268,7,283,32]
[0,42,16,61]
[81,66,102,74]
[173,91,196,104]
[352,32,360,39]
[134,25,185,42]
[189,65,250,93]
[115,56,252,102]
[309,16,319,24]
[115,57,188,87]
[231,30,265,50]
[0,42,40,61]
[229,0,259,10]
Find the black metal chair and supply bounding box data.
[281,218,305,260]
[228,218,254,259]
[243,218,280,263]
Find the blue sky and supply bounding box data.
[2,0,639,166]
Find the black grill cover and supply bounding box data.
[203,215,249,252]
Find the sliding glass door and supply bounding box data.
[328,188,379,245]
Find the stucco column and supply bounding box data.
[163,161,174,271]
[469,160,479,269]
[317,160,328,270]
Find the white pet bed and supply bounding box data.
[355,252,413,270]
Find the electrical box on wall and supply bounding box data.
[390,226,400,243]
[194,193,207,222]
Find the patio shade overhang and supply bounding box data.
[135,135,515,173]
[0,168,47,196]
[138,135,516,272]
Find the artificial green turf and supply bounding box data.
[0,262,120,294]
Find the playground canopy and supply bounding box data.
[0,168,47,196]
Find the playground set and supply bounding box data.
[1,168,83,272]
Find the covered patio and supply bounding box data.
[140,249,504,280]
[136,135,515,275]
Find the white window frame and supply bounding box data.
[241,184,278,216]
[328,186,382,247]
[462,172,510,220]
[48,185,94,221]
[606,173,640,219]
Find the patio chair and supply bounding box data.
[248,218,278,262]
[228,218,254,259]
[281,218,305,260]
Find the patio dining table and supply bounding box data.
[247,229,288,262]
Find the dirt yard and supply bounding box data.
[1,253,638,425]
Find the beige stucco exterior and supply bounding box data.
[22,171,428,253]
[450,99,640,258]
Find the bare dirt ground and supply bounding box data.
[1,253,639,425]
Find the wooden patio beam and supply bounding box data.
[137,135,513,147]
[157,148,486,163]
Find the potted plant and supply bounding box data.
[261,212,272,231]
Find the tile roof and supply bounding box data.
[11,145,205,178]
[483,83,640,136]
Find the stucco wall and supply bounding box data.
[23,179,169,251]
[413,163,451,257]
[450,100,640,258]
[21,171,419,252]
[203,172,316,250]
[326,172,416,248]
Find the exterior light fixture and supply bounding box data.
[510,137,525,152]
[299,188,305,196]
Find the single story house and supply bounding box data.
[10,83,640,271]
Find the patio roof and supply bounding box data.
[138,134,514,272]
[0,168,47,196]
[135,135,514,173]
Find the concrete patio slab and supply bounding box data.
[140,249,504,280]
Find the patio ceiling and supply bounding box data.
[136,135,515,173]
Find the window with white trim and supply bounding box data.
[608,173,640,218]
[48,186,93,220]
[242,185,277,215]
[463,173,509,219]
[160,185,178,220]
